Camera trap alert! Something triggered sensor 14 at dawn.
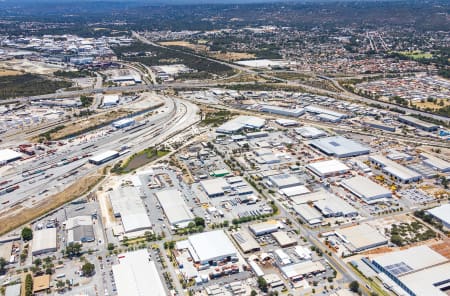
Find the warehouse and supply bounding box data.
[305,106,347,120]
[200,178,230,197]
[369,155,422,183]
[272,231,297,247]
[249,220,284,236]
[420,153,450,172]
[317,114,341,123]
[109,187,152,234]
[268,174,302,189]
[102,94,120,107]
[280,261,326,281]
[65,216,95,244]
[275,118,298,127]
[426,204,450,229]
[289,190,328,205]
[398,115,439,132]
[335,224,387,253]
[112,249,166,296]
[155,189,194,227]
[372,245,450,296]
[88,150,119,165]
[294,126,327,139]
[260,105,305,117]
[293,204,323,225]
[313,194,358,218]
[309,136,370,158]
[185,230,238,265]
[279,185,311,197]
[32,228,57,256]
[231,230,261,253]
[216,116,265,134]
[112,118,135,129]
[306,159,350,177]
[0,149,23,165]
[341,176,392,204]
[363,120,396,132]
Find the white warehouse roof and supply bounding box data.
[112,249,166,296]
[341,176,392,204]
[155,189,194,227]
[306,159,350,177]
[89,150,119,164]
[426,204,450,228]
[0,149,23,164]
[188,230,237,264]
[294,126,327,139]
[32,228,57,256]
[309,136,370,158]
[109,187,152,234]
[216,116,265,134]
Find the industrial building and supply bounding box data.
[372,245,450,296]
[0,149,23,165]
[109,187,152,234]
[280,261,326,281]
[279,185,311,197]
[112,249,166,296]
[420,153,450,172]
[102,94,120,107]
[363,120,396,132]
[294,126,327,139]
[249,220,284,236]
[260,105,305,117]
[309,136,370,158]
[306,159,350,177]
[369,155,422,183]
[32,228,57,256]
[305,106,348,120]
[275,118,299,127]
[181,230,238,265]
[88,150,119,165]
[341,176,392,204]
[216,116,265,134]
[268,174,303,189]
[398,115,439,132]
[65,216,95,244]
[231,230,261,253]
[313,194,358,218]
[112,118,135,129]
[200,178,230,197]
[155,189,194,227]
[5,283,21,296]
[272,231,297,247]
[293,204,323,225]
[289,190,329,205]
[426,204,450,229]
[335,224,387,253]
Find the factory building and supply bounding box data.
[275,119,299,127]
[200,178,231,197]
[306,159,350,177]
[109,187,152,234]
[280,261,326,282]
[372,245,450,296]
[88,150,119,165]
[112,118,135,129]
[32,228,57,256]
[341,176,392,204]
[313,194,358,218]
[155,189,194,228]
[102,94,120,107]
[363,120,396,132]
[309,136,370,158]
[0,149,23,165]
[231,230,261,253]
[260,105,305,117]
[65,216,95,244]
[249,220,284,236]
[112,249,166,296]
[420,153,450,173]
[293,204,323,225]
[272,231,297,247]
[268,174,303,189]
[369,155,422,183]
[305,106,348,120]
[335,224,387,253]
[216,116,265,134]
[398,115,439,132]
[294,126,327,139]
[426,204,450,229]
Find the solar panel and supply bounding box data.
[384,262,413,275]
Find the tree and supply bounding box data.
[25,274,33,296]
[81,261,95,277]
[65,242,82,257]
[257,276,268,292]
[21,227,33,241]
[349,281,360,293]
[0,257,6,274]
[107,243,115,251]
[194,217,205,227]
[250,290,258,296]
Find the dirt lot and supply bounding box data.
[0,68,22,76]
[0,172,104,236]
[0,59,66,75]
[210,51,256,61]
[159,41,208,52]
[412,100,450,109]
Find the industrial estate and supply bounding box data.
[0,1,449,296]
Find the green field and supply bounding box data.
[395,50,433,60]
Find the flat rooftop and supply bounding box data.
[155,189,194,227]
[336,224,387,252]
[309,136,370,158]
[426,204,450,226]
[188,230,237,263]
[0,148,23,163]
[341,176,392,202]
[307,159,350,176]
